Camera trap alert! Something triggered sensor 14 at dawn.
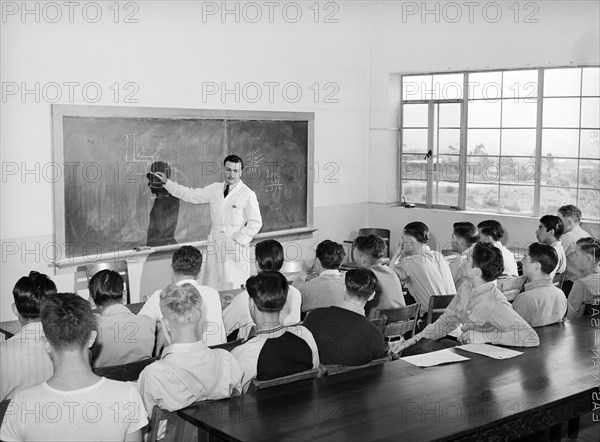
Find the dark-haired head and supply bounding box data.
[316,240,346,269]
[538,215,564,240]
[576,237,600,264]
[525,243,558,275]
[255,239,284,271]
[12,271,57,320]
[246,271,288,313]
[88,270,123,308]
[345,268,377,301]
[471,243,504,282]
[452,222,479,248]
[403,222,430,244]
[353,234,386,265]
[41,293,96,352]
[172,246,203,277]
[477,220,504,242]
[223,155,244,169]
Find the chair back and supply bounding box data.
[93,356,158,382]
[552,271,566,290]
[370,316,387,333]
[85,261,131,304]
[376,304,420,341]
[148,405,199,442]
[247,366,326,393]
[425,295,455,326]
[497,275,527,301]
[325,356,389,376]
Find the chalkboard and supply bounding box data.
[52,105,314,261]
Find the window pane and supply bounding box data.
[402,129,428,153]
[544,68,581,96]
[468,129,500,155]
[541,129,579,157]
[438,129,460,154]
[499,157,536,185]
[503,70,538,99]
[543,98,580,127]
[501,129,536,156]
[581,98,600,128]
[434,182,459,206]
[468,100,501,127]
[433,74,464,100]
[580,130,600,159]
[401,154,427,181]
[438,103,461,128]
[579,159,600,189]
[437,155,460,182]
[403,75,431,101]
[402,181,426,204]
[540,187,577,215]
[468,72,502,100]
[499,185,534,214]
[466,183,498,211]
[582,68,600,96]
[502,99,538,127]
[466,156,500,183]
[540,158,579,186]
[403,104,428,127]
[578,189,600,221]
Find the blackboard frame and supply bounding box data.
[51,104,315,267]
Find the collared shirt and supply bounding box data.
[561,225,591,281]
[493,241,519,277]
[91,304,156,368]
[365,264,407,319]
[550,241,567,276]
[416,281,540,347]
[137,340,243,415]
[447,246,474,288]
[0,321,53,401]
[294,269,346,313]
[513,278,567,327]
[335,298,365,316]
[566,265,600,320]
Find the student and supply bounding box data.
[1,293,148,442]
[0,272,55,401]
[395,243,540,351]
[557,205,590,293]
[447,222,479,290]
[535,215,567,277]
[293,240,346,313]
[223,239,302,340]
[513,243,567,327]
[303,268,386,366]
[137,284,243,415]
[565,237,600,320]
[89,270,155,368]
[477,220,519,277]
[231,271,319,392]
[390,223,455,317]
[139,245,225,347]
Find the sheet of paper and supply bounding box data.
[457,343,523,359]
[401,349,470,367]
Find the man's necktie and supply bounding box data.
[224,184,229,198]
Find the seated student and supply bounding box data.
[447,222,479,290]
[354,234,406,319]
[566,237,600,320]
[535,215,567,277]
[558,205,591,294]
[513,243,567,327]
[231,271,320,392]
[89,270,155,368]
[137,284,243,415]
[303,268,386,366]
[223,239,302,340]
[1,293,148,442]
[390,223,455,316]
[139,245,225,347]
[0,272,55,401]
[477,220,519,277]
[293,240,346,313]
[395,243,540,352]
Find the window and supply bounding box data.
[399,67,600,221]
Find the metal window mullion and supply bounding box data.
[534,69,543,215]
[459,73,468,209]
[426,102,435,207]
[398,85,405,204]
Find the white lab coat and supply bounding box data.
[165,180,263,290]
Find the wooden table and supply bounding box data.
[178,322,597,441]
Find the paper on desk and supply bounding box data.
[401,349,470,367]
[457,343,523,359]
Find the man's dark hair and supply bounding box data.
[88,270,123,307]
[223,154,244,170]
[172,246,203,276]
[255,239,284,271]
[539,215,564,239]
[316,240,346,269]
[353,234,386,260]
[527,243,558,275]
[41,293,96,352]
[558,205,582,222]
[472,243,504,282]
[403,222,430,244]
[345,268,378,300]
[12,271,57,319]
[477,220,505,241]
[453,222,479,245]
[576,237,600,263]
[246,271,288,313]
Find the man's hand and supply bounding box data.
[152,172,168,183]
[389,336,418,355]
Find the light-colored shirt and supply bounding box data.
[365,264,406,319]
[137,340,243,415]
[139,279,226,346]
[91,303,156,368]
[447,246,474,288]
[493,241,519,277]
[417,281,540,347]
[0,321,53,401]
[512,278,567,327]
[550,241,567,277]
[294,269,346,313]
[0,377,148,442]
[566,265,600,319]
[561,225,590,281]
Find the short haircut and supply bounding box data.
[171,246,203,276]
[12,271,57,319]
[41,293,96,352]
[345,268,378,300]
[471,243,504,282]
[255,239,284,271]
[477,220,505,241]
[453,222,479,245]
[558,204,582,222]
[246,271,288,313]
[353,234,386,260]
[88,270,123,307]
[159,283,202,326]
[223,154,244,169]
[527,243,558,275]
[539,215,564,238]
[316,240,346,269]
[576,237,600,263]
[403,222,430,243]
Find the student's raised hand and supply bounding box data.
[152,172,168,183]
[389,239,404,266]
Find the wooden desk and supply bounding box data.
[178,322,596,441]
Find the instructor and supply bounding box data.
[154,155,262,290]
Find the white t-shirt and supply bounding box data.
[0,377,148,441]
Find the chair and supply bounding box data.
[85,261,131,304]
[93,356,158,382]
[325,356,389,376]
[370,316,387,333]
[552,271,566,290]
[375,304,420,342]
[497,275,528,302]
[425,295,455,327]
[247,366,326,393]
[148,405,199,442]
